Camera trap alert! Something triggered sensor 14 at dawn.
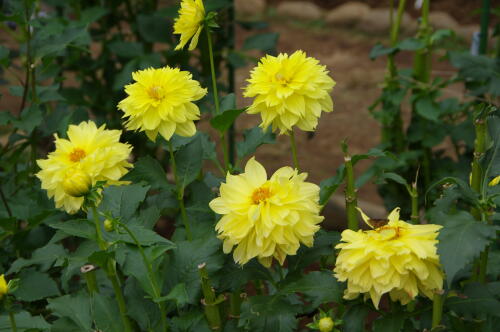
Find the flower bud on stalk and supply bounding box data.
[0,274,8,299]
[318,317,334,332]
[104,219,114,232]
[62,168,92,197]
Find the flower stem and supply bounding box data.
[90,206,132,332]
[168,140,193,241]
[409,183,419,224]
[289,130,300,171]
[118,222,168,332]
[431,291,444,329]
[8,311,17,332]
[206,27,230,172]
[343,144,358,231]
[82,265,99,295]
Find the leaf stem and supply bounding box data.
[409,183,419,224]
[289,130,300,171]
[167,140,192,241]
[90,206,132,332]
[118,221,168,332]
[198,263,223,330]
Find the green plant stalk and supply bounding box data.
[478,245,489,283]
[167,140,193,241]
[479,0,490,54]
[412,0,432,189]
[344,153,358,231]
[91,207,133,332]
[8,311,17,332]
[410,184,419,224]
[228,290,242,319]
[198,263,222,331]
[431,292,444,329]
[470,117,486,218]
[289,130,300,171]
[118,222,168,332]
[206,27,230,172]
[381,0,406,152]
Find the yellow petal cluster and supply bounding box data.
[174,0,205,51]
[118,67,207,141]
[489,175,500,186]
[209,157,323,267]
[334,208,443,309]
[244,50,336,134]
[36,121,132,214]
[0,274,7,299]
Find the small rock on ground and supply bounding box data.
[235,0,266,16]
[359,8,416,34]
[325,2,371,26]
[276,1,323,21]
[429,11,459,31]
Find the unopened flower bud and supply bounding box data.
[0,274,8,299]
[319,317,334,332]
[104,219,114,232]
[63,168,92,197]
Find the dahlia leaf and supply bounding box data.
[280,271,343,307]
[319,165,345,205]
[446,282,500,319]
[372,312,406,332]
[437,211,498,284]
[239,295,301,332]
[100,184,150,220]
[47,293,92,331]
[123,155,171,190]
[92,293,126,332]
[342,304,370,332]
[242,33,279,52]
[210,108,245,134]
[175,135,203,190]
[236,126,276,160]
[0,311,50,332]
[15,269,60,302]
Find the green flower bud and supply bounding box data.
[63,168,92,197]
[0,274,8,299]
[104,219,114,232]
[318,317,334,332]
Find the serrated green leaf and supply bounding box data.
[8,243,66,274]
[163,282,189,307]
[123,156,171,190]
[372,312,405,332]
[46,219,95,240]
[220,93,236,112]
[175,135,203,190]
[447,282,500,318]
[342,304,370,332]
[92,293,126,332]
[15,269,60,302]
[210,108,245,133]
[47,293,92,331]
[280,271,343,307]
[437,211,498,284]
[369,43,397,60]
[236,127,275,160]
[239,295,301,332]
[380,172,408,186]
[99,184,150,220]
[319,165,346,205]
[415,95,440,122]
[0,311,50,332]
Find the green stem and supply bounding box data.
[471,117,487,219]
[289,130,300,171]
[168,140,193,241]
[431,292,444,329]
[90,207,132,332]
[206,27,230,172]
[228,290,242,319]
[344,150,358,231]
[479,0,490,54]
[410,184,419,224]
[199,263,223,331]
[478,246,489,283]
[82,265,99,295]
[118,222,168,331]
[8,311,17,332]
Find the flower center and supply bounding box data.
[274,72,290,86]
[69,148,86,162]
[252,187,272,204]
[376,225,403,240]
[148,85,164,100]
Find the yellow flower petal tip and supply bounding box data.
[209,157,324,267]
[319,317,334,332]
[244,50,336,135]
[174,0,205,51]
[0,274,8,299]
[36,121,133,214]
[118,67,207,142]
[334,207,444,309]
[488,175,500,186]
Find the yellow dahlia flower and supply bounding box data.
[489,175,500,186]
[118,67,207,141]
[174,0,205,51]
[0,274,7,299]
[36,121,132,214]
[209,157,323,267]
[244,50,336,134]
[334,208,443,309]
